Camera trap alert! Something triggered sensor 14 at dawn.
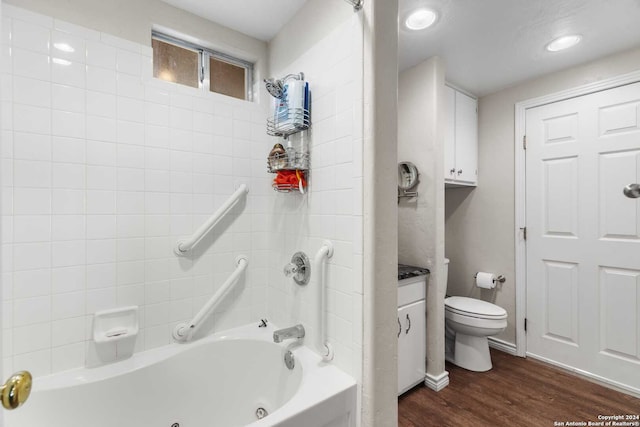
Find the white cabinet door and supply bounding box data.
[444,85,456,180]
[397,300,426,395]
[454,91,478,184]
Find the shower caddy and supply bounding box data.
[265,72,310,193]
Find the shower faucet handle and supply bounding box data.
[283,262,299,277]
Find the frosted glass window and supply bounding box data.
[210,57,246,100]
[152,38,199,88]
[151,32,254,101]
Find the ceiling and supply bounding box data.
[399,0,640,96]
[160,0,308,41]
[163,0,640,97]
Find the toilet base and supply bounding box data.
[453,333,492,372]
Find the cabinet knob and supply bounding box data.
[449,168,456,175]
[457,169,463,175]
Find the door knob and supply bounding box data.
[623,183,640,199]
[1,371,32,410]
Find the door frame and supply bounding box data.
[514,69,640,357]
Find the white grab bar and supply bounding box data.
[174,184,249,256]
[172,255,248,342]
[314,240,334,361]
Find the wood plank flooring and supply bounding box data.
[398,350,640,427]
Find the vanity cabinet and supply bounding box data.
[444,85,478,187]
[397,276,426,395]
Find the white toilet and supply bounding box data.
[444,258,507,372]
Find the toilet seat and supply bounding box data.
[445,296,507,320]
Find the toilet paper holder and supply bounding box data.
[474,273,506,284]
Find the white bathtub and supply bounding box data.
[6,324,357,427]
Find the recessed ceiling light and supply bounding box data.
[546,35,582,52]
[405,9,438,31]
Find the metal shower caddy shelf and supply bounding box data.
[266,108,310,138]
[265,71,311,194]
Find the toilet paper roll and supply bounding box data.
[476,272,496,289]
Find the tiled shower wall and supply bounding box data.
[267,15,364,379]
[0,5,272,377]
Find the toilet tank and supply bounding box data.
[444,258,450,286]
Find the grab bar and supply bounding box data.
[174,184,249,256]
[314,241,334,361]
[172,255,248,342]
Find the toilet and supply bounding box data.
[444,258,507,372]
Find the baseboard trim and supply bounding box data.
[527,352,640,399]
[488,337,518,356]
[424,371,449,392]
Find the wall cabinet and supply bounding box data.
[444,85,478,187]
[397,276,426,395]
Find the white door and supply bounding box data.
[526,82,640,393]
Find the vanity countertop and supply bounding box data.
[398,264,429,281]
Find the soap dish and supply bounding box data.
[93,306,139,344]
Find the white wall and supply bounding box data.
[398,57,447,387]
[0,4,272,376]
[361,0,399,424]
[445,46,640,345]
[266,0,364,382]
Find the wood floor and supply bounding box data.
[398,350,640,427]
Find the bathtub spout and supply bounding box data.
[273,324,305,343]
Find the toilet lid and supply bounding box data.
[445,296,507,319]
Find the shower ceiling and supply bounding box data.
[400,0,640,96]
[160,0,308,41]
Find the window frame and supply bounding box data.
[152,31,254,101]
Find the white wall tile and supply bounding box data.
[13,215,50,242]
[14,160,51,188]
[86,66,116,93]
[13,323,51,354]
[52,163,85,189]
[14,295,51,326]
[52,60,85,88]
[52,110,85,138]
[12,48,50,81]
[86,287,116,314]
[52,189,84,214]
[86,40,117,69]
[14,132,51,161]
[13,104,51,134]
[52,84,85,113]
[87,165,115,190]
[86,116,117,142]
[86,215,116,240]
[52,136,85,164]
[52,265,85,294]
[52,215,85,241]
[52,291,84,319]
[86,140,116,166]
[87,91,116,118]
[51,30,85,63]
[13,269,51,298]
[52,240,85,267]
[13,76,51,108]
[117,73,144,99]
